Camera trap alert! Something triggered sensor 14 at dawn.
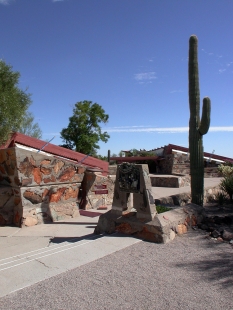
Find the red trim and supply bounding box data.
[166,144,233,164]
[0,132,109,175]
[110,156,161,162]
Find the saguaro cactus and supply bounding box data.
[188,35,211,206]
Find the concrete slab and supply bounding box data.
[0,233,141,297]
[0,208,141,298]
[151,177,221,199]
[0,178,222,298]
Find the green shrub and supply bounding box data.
[216,191,227,205]
[156,205,170,214]
[218,162,233,177]
[219,176,233,202]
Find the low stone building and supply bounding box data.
[110,144,233,177]
[152,144,233,176]
[0,132,109,227]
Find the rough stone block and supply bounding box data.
[24,216,38,227]
[95,203,204,243]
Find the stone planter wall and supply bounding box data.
[150,175,190,188]
[0,147,85,227]
[155,185,222,207]
[108,165,117,175]
[204,167,220,178]
[81,171,115,209]
[157,154,174,174]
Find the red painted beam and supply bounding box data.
[109,156,161,162]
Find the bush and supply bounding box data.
[218,162,233,177]
[219,176,233,202]
[216,191,227,205]
[156,205,170,214]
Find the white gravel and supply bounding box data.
[0,230,233,310]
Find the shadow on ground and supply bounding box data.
[49,233,101,244]
[174,229,233,289]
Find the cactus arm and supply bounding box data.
[199,97,211,135]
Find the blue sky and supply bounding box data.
[0,0,233,158]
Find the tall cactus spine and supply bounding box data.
[188,35,211,206]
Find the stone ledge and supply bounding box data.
[94,203,204,243]
[150,175,190,188]
[155,185,221,207]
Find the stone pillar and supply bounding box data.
[111,163,157,221]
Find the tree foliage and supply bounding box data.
[60,100,110,155]
[17,111,42,139]
[0,60,32,143]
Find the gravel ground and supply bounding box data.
[0,230,233,310]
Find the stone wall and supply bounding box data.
[108,165,117,175]
[0,186,15,226]
[172,154,190,175]
[81,171,115,209]
[150,175,190,188]
[0,147,85,227]
[155,185,221,207]
[157,153,219,177]
[157,154,174,174]
[204,167,220,178]
[158,153,190,175]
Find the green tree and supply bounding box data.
[17,111,42,139]
[128,149,139,156]
[0,60,31,143]
[60,100,110,155]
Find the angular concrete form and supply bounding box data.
[95,163,205,243]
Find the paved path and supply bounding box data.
[0,230,232,309]
[0,210,140,298]
[151,177,221,199]
[0,177,228,309]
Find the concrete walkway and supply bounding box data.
[0,177,222,298]
[0,208,142,297]
[151,177,221,199]
[1,230,232,310]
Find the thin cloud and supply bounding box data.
[170,89,184,94]
[134,72,157,82]
[219,69,226,74]
[106,126,189,133]
[0,0,13,5]
[201,49,214,56]
[110,125,151,129]
[104,126,233,134]
[209,126,233,132]
[218,61,233,73]
[201,49,233,74]
[52,0,65,2]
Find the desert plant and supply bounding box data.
[219,176,233,202]
[218,163,233,177]
[156,205,170,214]
[216,191,227,205]
[188,35,211,206]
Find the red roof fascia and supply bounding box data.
[167,144,233,164]
[165,144,189,155]
[0,132,109,175]
[110,156,161,162]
